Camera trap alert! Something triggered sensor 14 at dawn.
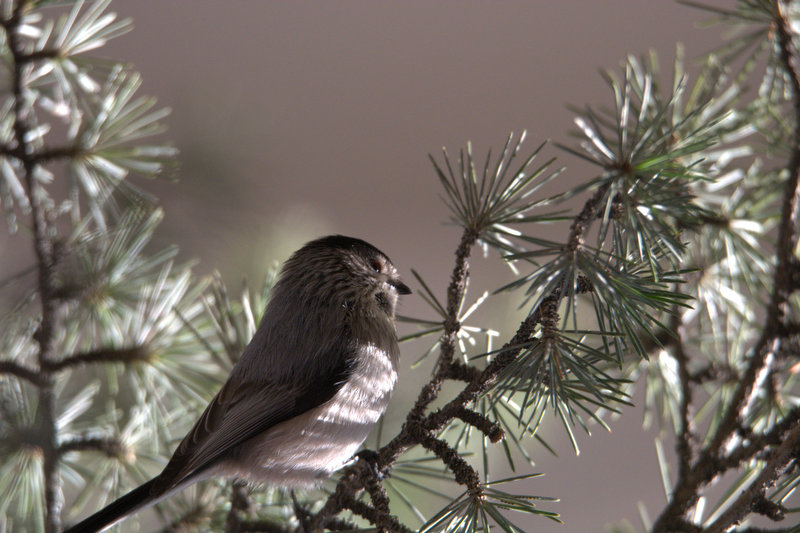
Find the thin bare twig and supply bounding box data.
[363,474,394,533]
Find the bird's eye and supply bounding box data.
[370,259,382,273]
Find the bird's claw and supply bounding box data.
[355,449,390,481]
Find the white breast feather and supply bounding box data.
[221,342,397,487]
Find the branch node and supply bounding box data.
[751,494,786,522]
[0,360,47,386]
[57,437,130,461]
[445,360,482,383]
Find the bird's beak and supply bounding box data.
[391,279,412,295]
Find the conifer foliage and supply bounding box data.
[1,1,799,532]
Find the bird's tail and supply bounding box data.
[62,478,159,533]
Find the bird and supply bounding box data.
[64,235,411,532]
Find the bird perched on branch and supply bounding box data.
[64,235,411,532]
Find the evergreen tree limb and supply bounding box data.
[224,480,251,533]
[57,437,127,460]
[44,346,151,371]
[771,1,800,323]
[704,421,800,532]
[652,3,800,529]
[710,0,800,480]
[363,473,394,533]
[308,168,602,530]
[444,359,482,383]
[0,360,46,386]
[671,310,695,490]
[452,406,504,443]
[715,405,800,475]
[417,433,481,492]
[5,1,62,530]
[0,143,82,163]
[340,497,414,533]
[405,229,478,425]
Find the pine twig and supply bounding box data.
[0,360,46,386]
[44,346,152,371]
[652,3,800,529]
[672,310,695,489]
[224,480,251,533]
[704,421,800,532]
[5,2,62,530]
[405,229,478,425]
[452,406,504,443]
[363,475,393,533]
[418,433,481,492]
[720,406,800,470]
[57,437,127,460]
[445,359,482,383]
[307,163,607,530]
[341,497,414,533]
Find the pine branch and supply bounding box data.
[444,359,482,383]
[771,1,800,322]
[363,474,394,533]
[672,310,695,491]
[652,3,800,529]
[224,480,250,533]
[418,433,481,492]
[704,421,800,532]
[341,497,414,533]
[0,142,83,163]
[704,0,800,457]
[307,162,603,530]
[405,229,478,425]
[57,437,127,459]
[5,1,62,530]
[44,345,151,371]
[0,360,46,386]
[17,48,61,62]
[452,406,504,443]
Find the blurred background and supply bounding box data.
[4,1,738,530]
